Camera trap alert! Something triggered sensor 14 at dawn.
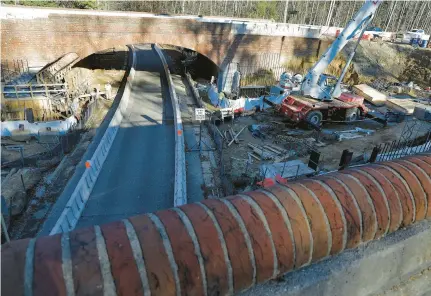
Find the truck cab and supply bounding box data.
[315,74,338,101]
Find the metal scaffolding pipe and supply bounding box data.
[2,153,431,295]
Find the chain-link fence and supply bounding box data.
[239,86,269,98]
[2,99,99,170]
[77,98,99,129]
[238,66,287,87]
[207,120,235,196]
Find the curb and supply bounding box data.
[154,44,187,207]
[47,46,138,235]
[185,72,203,108]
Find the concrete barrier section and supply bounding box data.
[154,44,187,207]
[2,153,430,295]
[47,46,137,235]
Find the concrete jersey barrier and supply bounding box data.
[2,153,430,295]
[154,44,187,207]
[46,46,138,235]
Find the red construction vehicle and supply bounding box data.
[278,92,367,125]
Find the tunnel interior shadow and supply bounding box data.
[74,48,128,70]
[160,47,219,81]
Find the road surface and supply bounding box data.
[77,44,175,228]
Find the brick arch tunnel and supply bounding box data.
[157,44,220,80]
[72,44,220,81]
[1,153,430,295]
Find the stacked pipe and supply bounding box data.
[2,154,431,295]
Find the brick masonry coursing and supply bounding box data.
[2,153,431,295]
[1,12,330,69]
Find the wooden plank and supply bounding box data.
[267,144,289,154]
[263,145,281,154]
[12,83,66,87]
[248,152,261,161]
[385,98,427,115]
[228,126,246,147]
[228,129,235,143]
[353,84,387,106]
[230,128,239,144]
[247,143,276,159]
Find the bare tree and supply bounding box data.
[283,0,289,23]
[12,0,431,33]
[385,1,396,32]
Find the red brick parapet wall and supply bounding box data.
[1,6,331,70]
[2,154,431,295]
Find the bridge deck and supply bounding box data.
[77,44,175,228]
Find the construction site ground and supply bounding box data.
[1,65,126,240]
[197,40,431,195]
[216,109,431,194]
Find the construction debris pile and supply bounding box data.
[247,142,294,161]
[1,52,115,125]
[198,81,288,115]
[195,71,431,195]
[207,111,321,194]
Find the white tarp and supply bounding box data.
[208,84,287,112]
[1,115,77,137]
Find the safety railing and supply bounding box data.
[370,130,431,163]
[1,83,68,99]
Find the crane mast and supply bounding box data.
[300,0,382,101]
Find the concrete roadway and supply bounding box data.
[77,44,175,228]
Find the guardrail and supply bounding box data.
[47,46,137,235]
[154,44,187,207]
[1,83,68,99]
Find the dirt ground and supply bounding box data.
[216,111,317,193]
[316,119,431,170]
[67,68,125,91]
[343,41,431,88]
[198,40,431,194]
[216,107,431,193]
[2,63,126,240]
[1,138,52,165]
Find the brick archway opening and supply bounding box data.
[159,44,219,81]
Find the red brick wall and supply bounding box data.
[2,154,431,295]
[1,12,330,69]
